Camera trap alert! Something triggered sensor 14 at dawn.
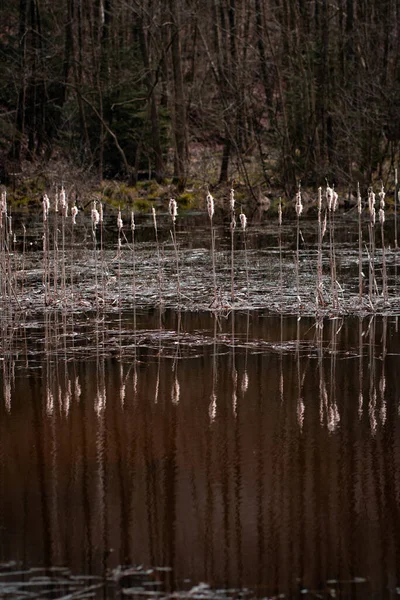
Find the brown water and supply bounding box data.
[1,310,400,598]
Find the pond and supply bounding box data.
[0,204,400,598]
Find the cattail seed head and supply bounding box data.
[117,209,123,231]
[368,188,376,213]
[71,205,78,225]
[239,211,247,230]
[99,203,103,223]
[131,211,135,231]
[379,184,385,210]
[357,183,362,214]
[317,187,322,211]
[230,188,235,212]
[332,190,338,212]
[379,208,385,224]
[60,186,68,217]
[169,198,178,222]
[322,213,327,237]
[295,187,303,216]
[152,206,157,229]
[278,199,282,225]
[91,201,100,228]
[326,184,334,211]
[43,194,50,220]
[207,191,214,219]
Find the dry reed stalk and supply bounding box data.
[239,210,249,301]
[60,187,68,306]
[131,212,137,356]
[117,209,123,351]
[169,198,181,301]
[316,187,324,308]
[395,168,398,250]
[207,191,217,302]
[295,184,303,307]
[230,187,236,303]
[326,183,339,309]
[379,184,388,304]
[368,187,376,307]
[53,189,59,296]
[152,207,164,305]
[70,204,78,304]
[357,183,363,305]
[91,201,100,312]
[278,198,283,309]
[42,193,50,304]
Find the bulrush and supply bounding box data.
[295,186,303,216]
[207,191,215,219]
[117,209,123,231]
[60,186,68,217]
[91,202,100,228]
[239,212,247,230]
[43,194,50,221]
[71,205,78,225]
[169,198,178,222]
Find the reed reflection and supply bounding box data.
[0,313,399,596]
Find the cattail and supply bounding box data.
[71,205,78,225]
[99,202,104,223]
[278,199,282,226]
[295,187,303,216]
[91,201,100,228]
[1,190,7,214]
[43,194,50,221]
[207,191,215,219]
[322,213,327,237]
[117,209,123,231]
[368,188,376,215]
[169,198,178,222]
[332,190,339,212]
[357,183,362,214]
[60,186,68,217]
[379,184,385,210]
[326,184,334,211]
[152,206,157,228]
[230,187,235,212]
[239,211,247,230]
[131,211,135,231]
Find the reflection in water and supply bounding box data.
[1,312,400,596]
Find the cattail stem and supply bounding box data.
[152,207,163,305]
[169,199,181,302]
[207,191,217,302]
[357,183,363,305]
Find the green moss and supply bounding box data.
[177,192,195,209]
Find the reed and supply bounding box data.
[42,193,51,304]
[316,187,324,308]
[326,183,339,309]
[239,210,249,302]
[357,183,363,305]
[91,201,100,312]
[152,207,163,305]
[278,198,283,309]
[169,198,181,301]
[230,187,236,303]
[367,187,377,307]
[379,184,388,304]
[295,184,303,307]
[207,191,217,303]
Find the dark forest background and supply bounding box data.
[1,0,400,197]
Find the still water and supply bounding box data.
[1,310,400,597]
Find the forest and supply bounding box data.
[0,0,399,199]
